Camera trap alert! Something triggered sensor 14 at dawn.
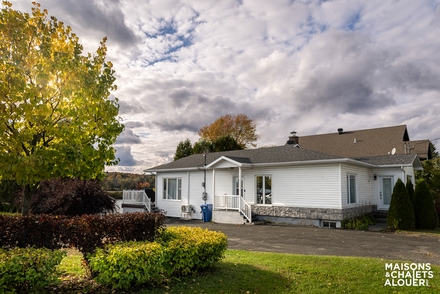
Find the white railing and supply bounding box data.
[122,190,151,212]
[240,197,252,223]
[214,194,252,223]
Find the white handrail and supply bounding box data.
[122,190,151,212]
[240,197,252,223]
[214,194,252,223]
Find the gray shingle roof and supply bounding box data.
[353,154,419,166]
[293,125,417,158]
[146,145,342,171]
[145,144,420,172]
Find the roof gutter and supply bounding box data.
[249,158,379,168]
[144,167,201,173]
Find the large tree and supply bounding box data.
[416,141,440,200]
[0,2,124,214]
[198,114,258,148]
[174,138,193,160]
[174,135,243,160]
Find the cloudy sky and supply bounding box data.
[13,0,440,173]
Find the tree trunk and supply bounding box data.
[21,184,34,215]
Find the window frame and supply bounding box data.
[347,174,357,204]
[163,178,182,201]
[256,175,272,205]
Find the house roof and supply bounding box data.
[145,144,421,172]
[409,140,431,160]
[290,125,431,160]
[146,145,341,171]
[353,154,422,169]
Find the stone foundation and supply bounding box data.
[252,205,373,223]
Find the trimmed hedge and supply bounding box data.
[88,226,228,290]
[0,247,66,293]
[159,226,228,276]
[0,212,166,260]
[89,241,165,289]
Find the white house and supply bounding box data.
[145,142,422,227]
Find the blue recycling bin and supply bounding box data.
[201,204,213,222]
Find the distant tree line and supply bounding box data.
[101,172,155,191]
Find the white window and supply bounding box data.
[256,175,272,204]
[322,221,337,228]
[347,174,357,204]
[163,178,181,200]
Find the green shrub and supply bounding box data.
[342,215,376,231]
[88,241,165,289]
[88,226,228,290]
[0,247,66,293]
[406,178,415,204]
[159,226,228,276]
[413,179,439,229]
[387,178,415,230]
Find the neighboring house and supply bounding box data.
[145,126,424,227]
[286,125,432,160]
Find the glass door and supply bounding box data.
[379,176,393,210]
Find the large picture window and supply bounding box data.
[163,178,181,200]
[347,174,357,204]
[256,175,272,204]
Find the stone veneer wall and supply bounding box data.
[252,205,373,221]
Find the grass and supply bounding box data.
[57,248,87,278]
[58,249,440,293]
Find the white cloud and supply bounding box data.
[13,0,440,172]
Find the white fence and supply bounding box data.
[122,190,151,212]
[214,194,252,223]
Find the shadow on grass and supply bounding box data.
[142,262,291,294]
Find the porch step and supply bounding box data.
[244,213,266,225]
[371,210,388,219]
[150,203,161,213]
[122,202,161,213]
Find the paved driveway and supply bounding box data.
[165,219,440,265]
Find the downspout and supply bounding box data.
[238,166,242,211]
[212,169,216,209]
[187,170,190,206]
[203,153,207,204]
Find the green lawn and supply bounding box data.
[58,249,439,293]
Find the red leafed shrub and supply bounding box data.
[30,178,116,216]
[0,214,67,249]
[0,212,166,261]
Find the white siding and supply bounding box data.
[156,162,414,216]
[340,164,372,208]
[369,167,405,207]
[156,172,187,218]
[213,169,235,195]
[213,164,342,208]
[267,164,341,208]
[188,170,215,219]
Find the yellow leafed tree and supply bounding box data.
[198,114,258,149]
[0,2,124,214]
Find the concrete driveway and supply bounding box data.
[165,219,440,265]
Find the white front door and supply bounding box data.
[379,176,394,210]
[233,176,244,197]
